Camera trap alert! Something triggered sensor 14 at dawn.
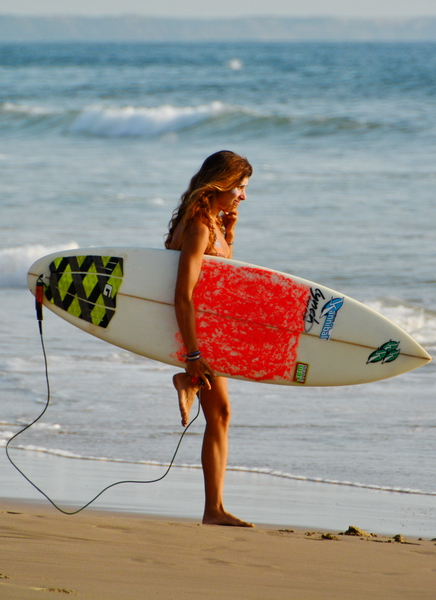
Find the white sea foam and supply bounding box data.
[1,423,62,447]
[0,242,79,288]
[365,300,436,348]
[0,432,15,445]
[70,102,225,137]
[226,466,436,496]
[7,445,436,497]
[19,422,62,432]
[1,102,61,117]
[227,58,243,70]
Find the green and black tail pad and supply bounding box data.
[45,255,124,328]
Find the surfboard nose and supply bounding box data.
[420,347,432,363]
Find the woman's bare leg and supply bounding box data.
[199,377,254,527]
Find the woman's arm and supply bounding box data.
[174,222,215,387]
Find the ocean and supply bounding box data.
[1,42,435,532]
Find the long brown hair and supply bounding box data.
[165,150,252,254]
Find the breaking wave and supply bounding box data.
[0,242,79,288]
[365,299,436,350]
[0,101,419,139]
[69,102,225,136]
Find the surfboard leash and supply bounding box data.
[5,275,201,515]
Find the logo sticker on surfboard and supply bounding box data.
[319,297,344,340]
[293,362,309,384]
[304,287,326,333]
[367,340,401,364]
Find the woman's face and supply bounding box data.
[212,177,249,214]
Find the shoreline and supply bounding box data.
[1,498,435,600]
[2,449,436,538]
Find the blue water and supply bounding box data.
[1,43,435,521]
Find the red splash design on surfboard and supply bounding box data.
[175,260,311,382]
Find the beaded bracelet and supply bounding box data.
[185,351,201,361]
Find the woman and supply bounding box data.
[165,150,254,527]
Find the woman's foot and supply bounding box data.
[173,373,200,427]
[202,509,255,527]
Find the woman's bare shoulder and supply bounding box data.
[169,218,210,252]
[180,219,209,245]
[188,220,210,236]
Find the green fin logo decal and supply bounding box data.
[367,340,401,365]
[45,255,124,328]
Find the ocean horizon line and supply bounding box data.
[1,15,436,43]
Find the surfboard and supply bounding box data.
[27,247,431,387]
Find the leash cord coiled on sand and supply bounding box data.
[5,276,200,515]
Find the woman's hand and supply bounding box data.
[222,209,238,242]
[185,356,215,390]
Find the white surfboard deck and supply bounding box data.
[28,247,431,387]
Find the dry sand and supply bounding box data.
[1,499,435,600]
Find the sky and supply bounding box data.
[2,0,436,19]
